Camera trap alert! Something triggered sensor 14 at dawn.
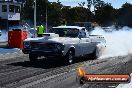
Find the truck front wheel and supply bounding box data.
[29,53,38,62]
[65,50,75,64]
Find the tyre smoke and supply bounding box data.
[0,30,8,42]
[91,26,132,59]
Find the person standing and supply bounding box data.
[37,24,44,37]
[61,19,67,26]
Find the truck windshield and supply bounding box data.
[50,28,79,37]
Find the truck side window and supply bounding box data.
[80,29,86,38]
[78,31,86,38]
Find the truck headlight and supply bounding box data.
[24,42,31,48]
[55,43,64,51]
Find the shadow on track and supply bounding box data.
[7,56,95,69]
[7,58,68,69]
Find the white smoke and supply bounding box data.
[91,26,132,59]
[0,30,8,42]
[0,29,33,43]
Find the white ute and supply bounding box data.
[22,26,106,64]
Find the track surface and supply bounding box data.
[0,54,132,88]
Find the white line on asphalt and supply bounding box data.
[116,73,132,88]
[71,69,76,71]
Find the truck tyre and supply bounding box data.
[65,50,75,64]
[29,53,38,62]
[76,76,86,86]
[91,48,99,59]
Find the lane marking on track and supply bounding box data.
[116,73,132,88]
[71,69,76,71]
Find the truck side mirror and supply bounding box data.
[78,32,86,39]
[78,33,82,39]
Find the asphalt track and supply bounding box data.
[0,54,131,88]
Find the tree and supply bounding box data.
[36,0,47,23]
[117,3,132,27]
[94,4,115,26]
[21,0,132,27]
[78,2,85,7]
[47,1,63,26]
[63,7,93,25]
[86,0,107,11]
[21,0,34,21]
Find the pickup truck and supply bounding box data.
[22,26,106,64]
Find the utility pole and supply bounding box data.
[34,0,36,37]
[45,0,48,33]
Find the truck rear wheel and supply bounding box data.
[91,48,99,59]
[29,53,38,62]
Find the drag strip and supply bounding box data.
[0,54,107,88]
[0,54,131,88]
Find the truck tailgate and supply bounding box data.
[90,35,106,43]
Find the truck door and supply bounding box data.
[78,30,92,56]
[80,38,92,55]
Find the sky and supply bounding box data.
[48,0,132,9]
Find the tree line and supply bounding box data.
[21,0,132,27]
